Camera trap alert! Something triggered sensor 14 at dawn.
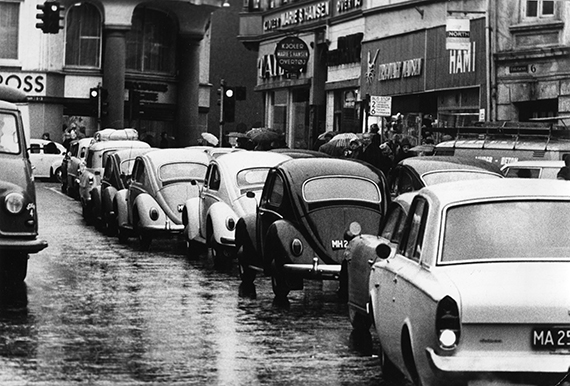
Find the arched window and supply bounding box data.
[65,3,102,68]
[126,8,176,74]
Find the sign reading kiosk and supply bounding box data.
[274,36,310,73]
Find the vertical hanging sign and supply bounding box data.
[446,17,470,50]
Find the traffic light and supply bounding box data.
[100,88,109,116]
[89,87,100,116]
[36,1,63,34]
[223,87,235,123]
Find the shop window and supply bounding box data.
[65,3,101,68]
[271,90,288,134]
[523,0,554,19]
[127,8,176,74]
[0,2,19,60]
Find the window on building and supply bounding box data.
[0,2,19,60]
[524,0,554,18]
[126,8,176,74]
[65,3,101,67]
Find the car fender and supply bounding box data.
[114,189,129,228]
[183,197,201,242]
[79,171,96,204]
[90,185,102,214]
[207,201,238,245]
[132,193,165,227]
[265,219,315,266]
[102,186,117,219]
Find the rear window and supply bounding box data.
[159,162,206,182]
[236,168,270,189]
[441,200,570,264]
[422,170,501,185]
[303,176,381,203]
[0,113,20,154]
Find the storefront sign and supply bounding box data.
[378,58,422,81]
[258,54,287,79]
[446,17,470,50]
[274,37,310,73]
[0,72,45,94]
[264,1,330,32]
[337,0,361,13]
[449,42,476,74]
[509,65,529,73]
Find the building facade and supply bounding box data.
[0,0,226,146]
[239,0,570,148]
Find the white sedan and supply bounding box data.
[28,138,66,181]
[182,151,290,266]
[368,179,570,386]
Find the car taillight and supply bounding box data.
[436,296,460,350]
[5,193,25,214]
[149,207,159,221]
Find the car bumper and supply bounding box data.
[0,238,48,254]
[427,347,570,382]
[283,259,342,280]
[139,224,184,234]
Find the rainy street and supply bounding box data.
[0,181,410,386]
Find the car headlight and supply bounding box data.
[344,221,362,241]
[226,217,236,231]
[88,175,94,185]
[436,296,461,350]
[149,207,159,221]
[5,192,25,214]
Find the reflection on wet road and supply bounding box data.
[0,182,407,385]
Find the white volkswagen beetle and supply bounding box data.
[182,151,290,266]
[368,179,570,386]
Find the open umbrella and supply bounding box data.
[327,132,359,149]
[201,132,219,146]
[246,128,280,143]
[409,144,435,155]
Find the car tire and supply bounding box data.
[349,305,372,331]
[379,341,400,380]
[117,227,129,243]
[210,235,233,270]
[138,232,151,251]
[238,259,256,284]
[270,260,290,300]
[0,253,28,283]
[51,167,62,183]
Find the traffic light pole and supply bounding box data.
[219,79,225,146]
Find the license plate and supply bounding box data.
[532,327,570,349]
[331,239,348,250]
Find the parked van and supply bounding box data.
[434,121,570,167]
[0,85,47,282]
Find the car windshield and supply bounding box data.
[303,176,381,203]
[120,158,137,175]
[441,200,570,264]
[0,113,20,154]
[422,170,501,185]
[159,162,206,182]
[236,168,270,190]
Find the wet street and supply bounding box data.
[0,181,410,385]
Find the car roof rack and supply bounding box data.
[434,120,570,141]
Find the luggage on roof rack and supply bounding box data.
[93,128,138,142]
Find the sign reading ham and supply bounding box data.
[274,36,310,73]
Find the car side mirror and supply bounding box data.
[375,243,391,259]
[246,191,255,199]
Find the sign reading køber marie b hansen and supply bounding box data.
[274,36,310,73]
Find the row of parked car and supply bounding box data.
[59,129,569,386]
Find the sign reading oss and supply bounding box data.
[274,37,310,73]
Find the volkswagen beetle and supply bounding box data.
[182,151,290,266]
[236,158,390,301]
[123,148,210,249]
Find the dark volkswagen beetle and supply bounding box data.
[236,157,390,301]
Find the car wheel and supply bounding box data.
[185,238,201,259]
[82,202,94,225]
[402,329,423,386]
[348,305,372,332]
[0,253,28,284]
[117,227,129,243]
[238,259,256,284]
[379,341,400,380]
[210,235,233,270]
[270,260,290,300]
[52,167,62,183]
[138,232,152,251]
